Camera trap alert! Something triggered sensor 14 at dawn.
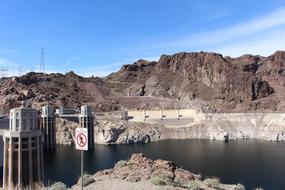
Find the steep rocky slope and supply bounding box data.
[0,71,111,114]
[106,51,285,112]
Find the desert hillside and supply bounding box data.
[1,50,285,114]
[0,71,112,114]
[107,51,285,112]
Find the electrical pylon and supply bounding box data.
[40,48,45,73]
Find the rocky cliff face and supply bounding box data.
[55,111,161,145]
[56,117,78,145]
[95,120,160,144]
[106,51,285,112]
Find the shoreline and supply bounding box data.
[50,153,247,190]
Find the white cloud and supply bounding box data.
[138,6,285,57]
[0,58,17,67]
[78,59,132,77]
[171,7,285,47]
[217,29,285,57]
[64,56,80,66]
[77,56,160,77]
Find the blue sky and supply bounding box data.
[0,0,285,77]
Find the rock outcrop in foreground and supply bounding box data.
[67,153,244,190]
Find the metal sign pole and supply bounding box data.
[81,150,84,190]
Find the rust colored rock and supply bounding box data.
[95,153,196,186]
[129,153,154,166]
[153,159,176,172]
[106,51,283,112]
[174,168,195,181]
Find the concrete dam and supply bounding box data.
[128,109,285,141]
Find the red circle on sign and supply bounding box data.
[77,133,87,147]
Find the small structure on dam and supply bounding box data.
[2,107,43,189]
[41,104,56,150]
[79,105,94,149]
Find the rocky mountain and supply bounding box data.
[0,50,285,113]
[0,71,111,114]
[107,51,285,112]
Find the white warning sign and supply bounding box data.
[75,128,88,151]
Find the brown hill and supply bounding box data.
[0,71,111,114]
[0,50,285,114]
[106,51,285,112]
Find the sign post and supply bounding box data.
[75,128,88,190]
[81,150,83,190]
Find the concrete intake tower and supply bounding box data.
[41,104,56,150]
[2,107,44,189]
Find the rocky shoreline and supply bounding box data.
[46,153,246,190]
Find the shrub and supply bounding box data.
[78,174,95,186]
[47,182,67,190]
[149,175,172,186]
[184,180,202,190]
[114,160,128,168]
[203,177,220,188]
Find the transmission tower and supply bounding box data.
[40,48,45,73]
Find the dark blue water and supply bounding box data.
[43,140,285,190]
[1,118,285,189]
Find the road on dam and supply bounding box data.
[128,109,195,126]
